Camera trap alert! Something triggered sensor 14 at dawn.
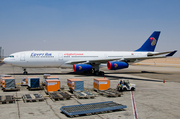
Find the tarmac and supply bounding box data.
[0,63,180,119]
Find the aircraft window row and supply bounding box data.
[9,55,14,58]
[71,56,98,57]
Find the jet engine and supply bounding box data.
[107,61,129,70]
[73,64,92,72]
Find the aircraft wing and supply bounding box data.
[65,50,177,64]
[65,58,121,64]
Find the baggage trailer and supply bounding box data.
[0,95,15,104]
[1,77,20,91]
[60,101,127,117]
[95,88,122,97]
[74,90,95,99]
[22,94,45,103]
[49,91,72,101]
[67,79,95,99]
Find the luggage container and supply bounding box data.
[1,77,16,89]
[94,78,110,91]
[43,74,50,79]
[42,75,59,85]
[28,77,40,88]
[1,77,20,91]
[67,79,84,91]
[45,80,60,93]
[21,77,38,86]
[0,75,12,86]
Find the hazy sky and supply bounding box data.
[0,0,180,57]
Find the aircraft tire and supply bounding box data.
[99,71,104,76]
[23,71,28,75]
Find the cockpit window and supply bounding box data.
[9,55,14,58]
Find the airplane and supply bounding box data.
[3,31,177,75]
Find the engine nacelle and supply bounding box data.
[107,61,129,70]
[73,64,92,72]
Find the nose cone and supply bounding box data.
[3,58,8,63]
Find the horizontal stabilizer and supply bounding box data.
[166,50,177,57]
[147,51,176,56]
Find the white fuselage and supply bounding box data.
[3,51,149,68]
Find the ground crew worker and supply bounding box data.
[119,79,123,91]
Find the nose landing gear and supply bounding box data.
[23,68,28,75]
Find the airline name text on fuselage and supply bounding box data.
[31,53,52,57]
[64,53,84,56]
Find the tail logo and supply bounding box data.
[150,37,156,46]
[78,66,82,70]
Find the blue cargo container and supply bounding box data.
[74,81,84,91]
[28,78,40,88]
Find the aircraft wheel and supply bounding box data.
[99,71,104,75]
[94,71,99,76]
[23,71,28,75]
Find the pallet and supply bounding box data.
[60,101,127,117]
[74,91,95,99]
[2,87,20,92]
[94,88,122,97]
[22,94,45,103]
[49,92,71,101]
[0,95,15,104]
[27,86,44,91]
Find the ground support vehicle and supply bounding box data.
[117,79,136,91]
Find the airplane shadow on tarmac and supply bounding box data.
[8,71,165,83]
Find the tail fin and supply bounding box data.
[135,31,161,52]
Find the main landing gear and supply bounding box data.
[92,64,104,76]
[23,68,28,75]
[92,69,104,76]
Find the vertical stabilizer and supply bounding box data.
[135,31,161,52]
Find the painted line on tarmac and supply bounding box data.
[131,91,138,119]
[137,87,180,90]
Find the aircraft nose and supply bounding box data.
[3,58,8,63]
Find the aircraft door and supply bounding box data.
[20,53,25,61]
[104,54,107,58]
[58,53,63,60]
